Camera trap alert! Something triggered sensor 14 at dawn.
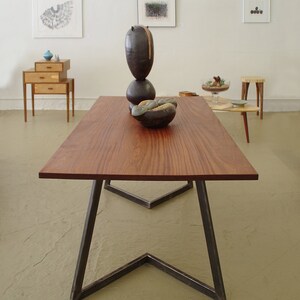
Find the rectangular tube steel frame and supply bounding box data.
[104,180,193,208]
[70,180,226,300]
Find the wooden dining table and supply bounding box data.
[39,96,258,300]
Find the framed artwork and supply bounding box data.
[243,0,270,23]
[137,0,176,27]
[32,0,82,38]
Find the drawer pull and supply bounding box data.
[39,76,45,79]
[46,66,52,69]
[48,87,53,90]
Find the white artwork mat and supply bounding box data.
[243,0,270,23]
[33,0,82,38]
[138,0,176,27]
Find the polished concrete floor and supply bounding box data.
[0,109,300,300]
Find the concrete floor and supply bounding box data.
[0,109,300,300]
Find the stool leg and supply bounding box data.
[256,82,264,120]
[242,112,250,143]
[23,82,27,122]
[241,83,245,99]
[241,82,249,100]
[255,83,259,117]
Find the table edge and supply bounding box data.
[39,172,259,181]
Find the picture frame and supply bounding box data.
[137,0,176,27]
[32,0,82,38]
[243,0,270,23]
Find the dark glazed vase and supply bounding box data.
[125,26,154,80]
[125,25,156,106]
[126,79,156,105]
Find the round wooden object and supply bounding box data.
[202,84,229,93]
[179,91,198,97]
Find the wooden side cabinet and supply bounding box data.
[23,59,75,122]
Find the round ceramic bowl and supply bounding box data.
[231,100,248,107]
[131,98,177,128]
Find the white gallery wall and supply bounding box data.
[0,0,300,110]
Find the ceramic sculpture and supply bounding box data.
[125,25,156,107]
[131,98,177,128]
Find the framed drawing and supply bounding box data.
[243,0,270,23]
[137,0,176,27]
[32,0,82,38]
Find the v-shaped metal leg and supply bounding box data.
[70,180,226,300]
[70,180,103,300]
[195,180,227,300]
[104,180,193,209]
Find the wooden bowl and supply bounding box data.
[202,84,229,93]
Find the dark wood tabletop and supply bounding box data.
[39,96,258,181]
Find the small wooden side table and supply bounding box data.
[241,76,265,119]
[22,59,75,122]
[204,96,259,143]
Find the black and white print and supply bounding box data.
[138,0,176,27]
[40,1,73,30]
[33,0,82,38]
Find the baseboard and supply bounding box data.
[246,99,300,112]
[0,97,96,111]
[0,98,300,112]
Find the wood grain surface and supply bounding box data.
[39,96,258,181]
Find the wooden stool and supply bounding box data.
[241,76,265,119]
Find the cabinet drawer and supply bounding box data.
[34,83,67,94]
[35,59,70,72]
[24,71,67,83]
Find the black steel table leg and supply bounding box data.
[196,180,226,300]
[70,179,226,300]
[70,180,103,300]
[104,180,193,209]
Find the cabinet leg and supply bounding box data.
[23,83,27,122]
[31,84,35,116]
[67,92,70,122]
[72,79,75,117]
